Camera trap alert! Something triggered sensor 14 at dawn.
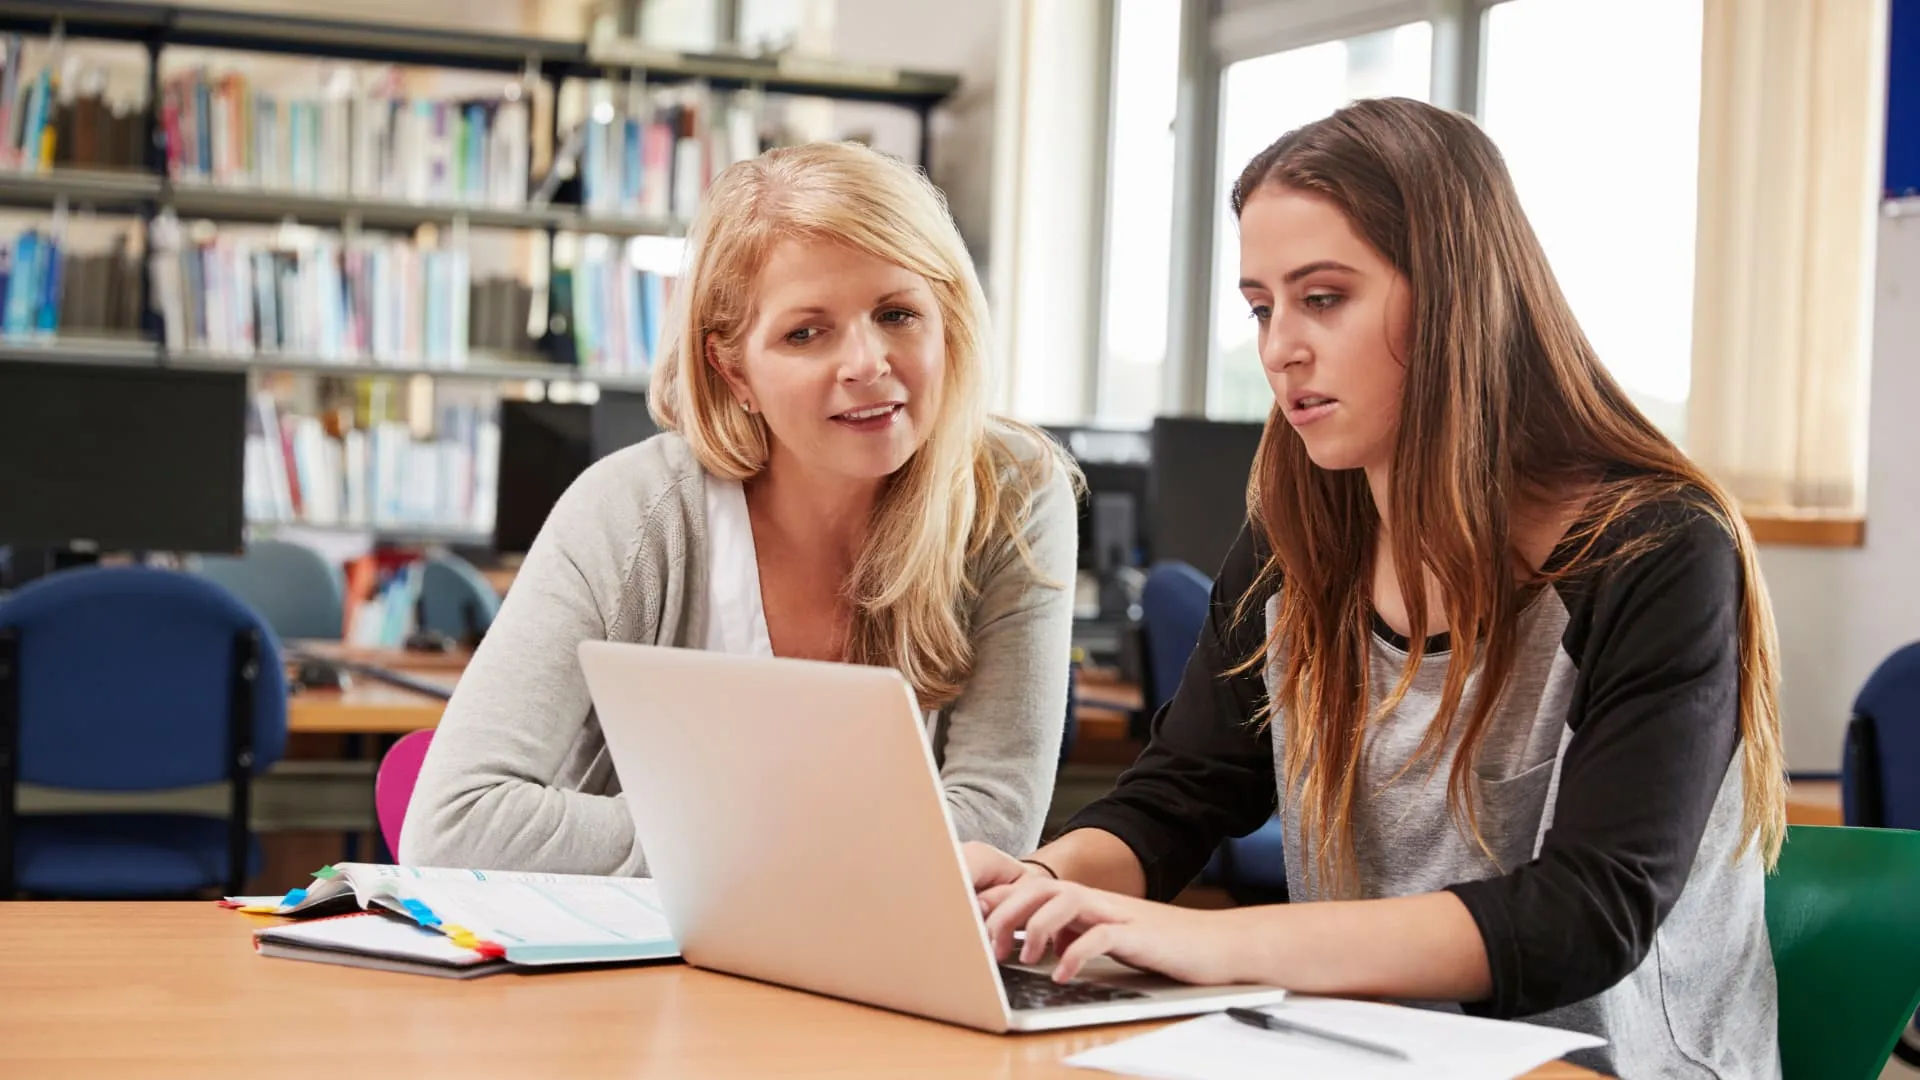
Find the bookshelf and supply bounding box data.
[0,0,958,546]
[0,0,958,383]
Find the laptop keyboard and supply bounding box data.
[998,964,1150,1010]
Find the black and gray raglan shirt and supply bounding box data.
[1066,498,1780,1079]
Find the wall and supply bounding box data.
[828,0,1003,257]
[1764,203,1920,772]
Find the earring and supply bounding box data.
[740,400,753,414]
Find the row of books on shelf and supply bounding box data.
[0,227,143,338]
[551,235,673,376]
[0,219,676,379]
[0,226,143,338]
[243,392,499,538]
[150,216,475,364]
[1,38,150,171]
[162,66,532,208]
[0,34,863,231]
[576,85,764,222]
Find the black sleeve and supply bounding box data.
[1446,506,1746,1018]
[1062,525,1279,902]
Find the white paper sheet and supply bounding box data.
[1066,998,1605,1080]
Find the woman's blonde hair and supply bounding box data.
[651,140,1070,707]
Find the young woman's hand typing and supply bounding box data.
[978,876,1245,985]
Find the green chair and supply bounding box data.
[1767,824,1920,1080]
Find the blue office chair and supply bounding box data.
[1841,640,1920,1067]
[0,566,289,898]
[1843,641,1920,831]
[1138,561,1212,713]
[1137,560,1288,903]
[190,538,346,642]
[418,552,501,646]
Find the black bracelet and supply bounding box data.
[1020,857,1060,880]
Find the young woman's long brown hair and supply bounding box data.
[1230,97,1786,894]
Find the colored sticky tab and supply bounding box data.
[312,865,339,880]
[442,925,504,958]
[236,904,283,915]
[400,898,441,927]
[279,887,308,909]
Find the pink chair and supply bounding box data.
[374,730,435,859]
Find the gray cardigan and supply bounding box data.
[400,431,1079,874]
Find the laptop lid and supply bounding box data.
[577,640,1015,1031]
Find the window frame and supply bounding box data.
[1135,0,1855,544]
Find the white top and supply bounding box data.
[702,472,945,737]
[702,474,774,657]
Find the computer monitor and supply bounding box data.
[1147,416,1267,576]
[492,393,660,556]
[590,389,659,459]
[1041,425,1150,574]
[492,400,593,556]
[0,360,247,554]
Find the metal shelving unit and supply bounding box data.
[167,348,653,392]
[0,337,652,392]
[245,519,494,548]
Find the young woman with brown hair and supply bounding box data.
[965,98,1786,1078]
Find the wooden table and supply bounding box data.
[282,652,1156,752]
[285,644,457,734]
[288,681,448,734]
[0,904,1603,1079]
[288,638,473,673]
[1786,779,1843,826]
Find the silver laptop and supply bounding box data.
[576,640,1288,1032]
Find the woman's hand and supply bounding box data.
[960,840,1047,893]
[979,876,1248,985]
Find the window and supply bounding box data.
[1480,0,1704,440]
[1096,0,1182,425]
[1206,22,1432,421]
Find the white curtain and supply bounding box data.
[1687,0,1889,513]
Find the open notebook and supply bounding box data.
[234,863,680,976]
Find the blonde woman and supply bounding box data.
[403,142,1079,874]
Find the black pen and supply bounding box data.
[1225,1006,1412,1061]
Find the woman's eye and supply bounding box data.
[785,327,819,345]
[878,308,919,326]
[1247,304,1272,323]
[1304,292,1343,312]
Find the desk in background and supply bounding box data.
[480,564,519,598]
[285,642,458,734]
[0,903,1606,1079]
[288,682,447,735]
[289,639,472,674]
[283,648,1152,761]
[1786,780,1843,826]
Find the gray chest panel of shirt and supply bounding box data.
[1265,590,1578,902]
